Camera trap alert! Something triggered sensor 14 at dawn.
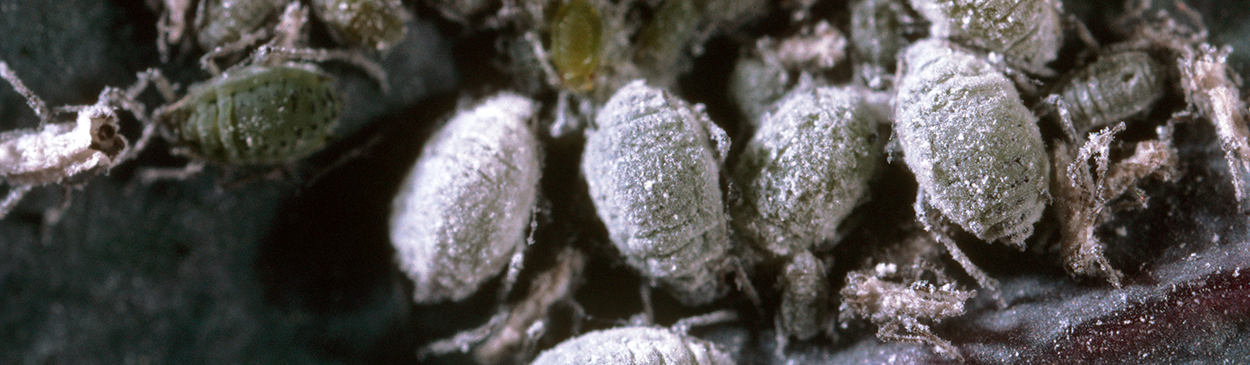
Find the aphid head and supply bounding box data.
[80,105,127,160]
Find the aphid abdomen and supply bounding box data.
[1059,51,1166,133]
[390,93,542,303]
[731,86,880,258]
[896,40,1049,247]
[582,80,731,306]
[529,327,734,365]
[910,0,1063,70]
[310,0,408,51]
[174,65,340,164]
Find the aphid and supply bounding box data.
[728,57,789,124]
[849,0,909,88]
[529,312,738,365]
[581,80,734,307]
[548,0,603,92]
[894,39,1049,290]
[775,250,829,345]
[732,86,881,259]
[391,92,542,303]
[840,262,975,360]
[156,63,341,165]
[633,0,767,87]
[1179,44,1250,210]
[0,61,142,219]
[1052,123,1176,286]
[730,85,880,349]
[909,0,1063,72]
[308,0,409,51]
[1050,51,1167,138]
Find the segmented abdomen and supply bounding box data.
[174,65,340,164]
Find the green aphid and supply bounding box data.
[161,64,341,164]
[549,0,603,92]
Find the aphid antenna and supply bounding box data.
[0,185,34,219]
[0,61,52,126]
[523,31,566,90]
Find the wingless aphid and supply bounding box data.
[1049,51,1167,139]
[849,0,910,89]
[894,39,1049,292]
[731,86,881,351]
[548,0,603,92]
[390,92,542,303]
[155,62,341,165]
[582,80,734,307]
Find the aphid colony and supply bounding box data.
[2,0,1243,363]
[395,0,1248,363]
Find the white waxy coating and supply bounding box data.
[732,86,880,258]
[0,105,124,186]
[529,327,735,365]
[910,0,1063,71]
[582,80,732,306]
[390,93,542,304]
[895,39,1049,247]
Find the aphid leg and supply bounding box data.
[1066,14,1101,59]
[0,61,52,125]
[1045,94,1081,141]
[39,186,75,245]
[0,185,34,220]
[915,191,1002,303]
[474,248,586,365]
[730,258,763,315]
[638,283,655,326]
[773,315,791,359]
[876,319,962,360]
[416,310,510,359]
[268,2,310,49]
[495,241,528,303]
[523,31,565,89]
[670,309,738,334]
[200,29,274,75]
[138,161,206,184]
[248,45,390,93]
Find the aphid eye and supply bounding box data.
[96,124,116,140]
